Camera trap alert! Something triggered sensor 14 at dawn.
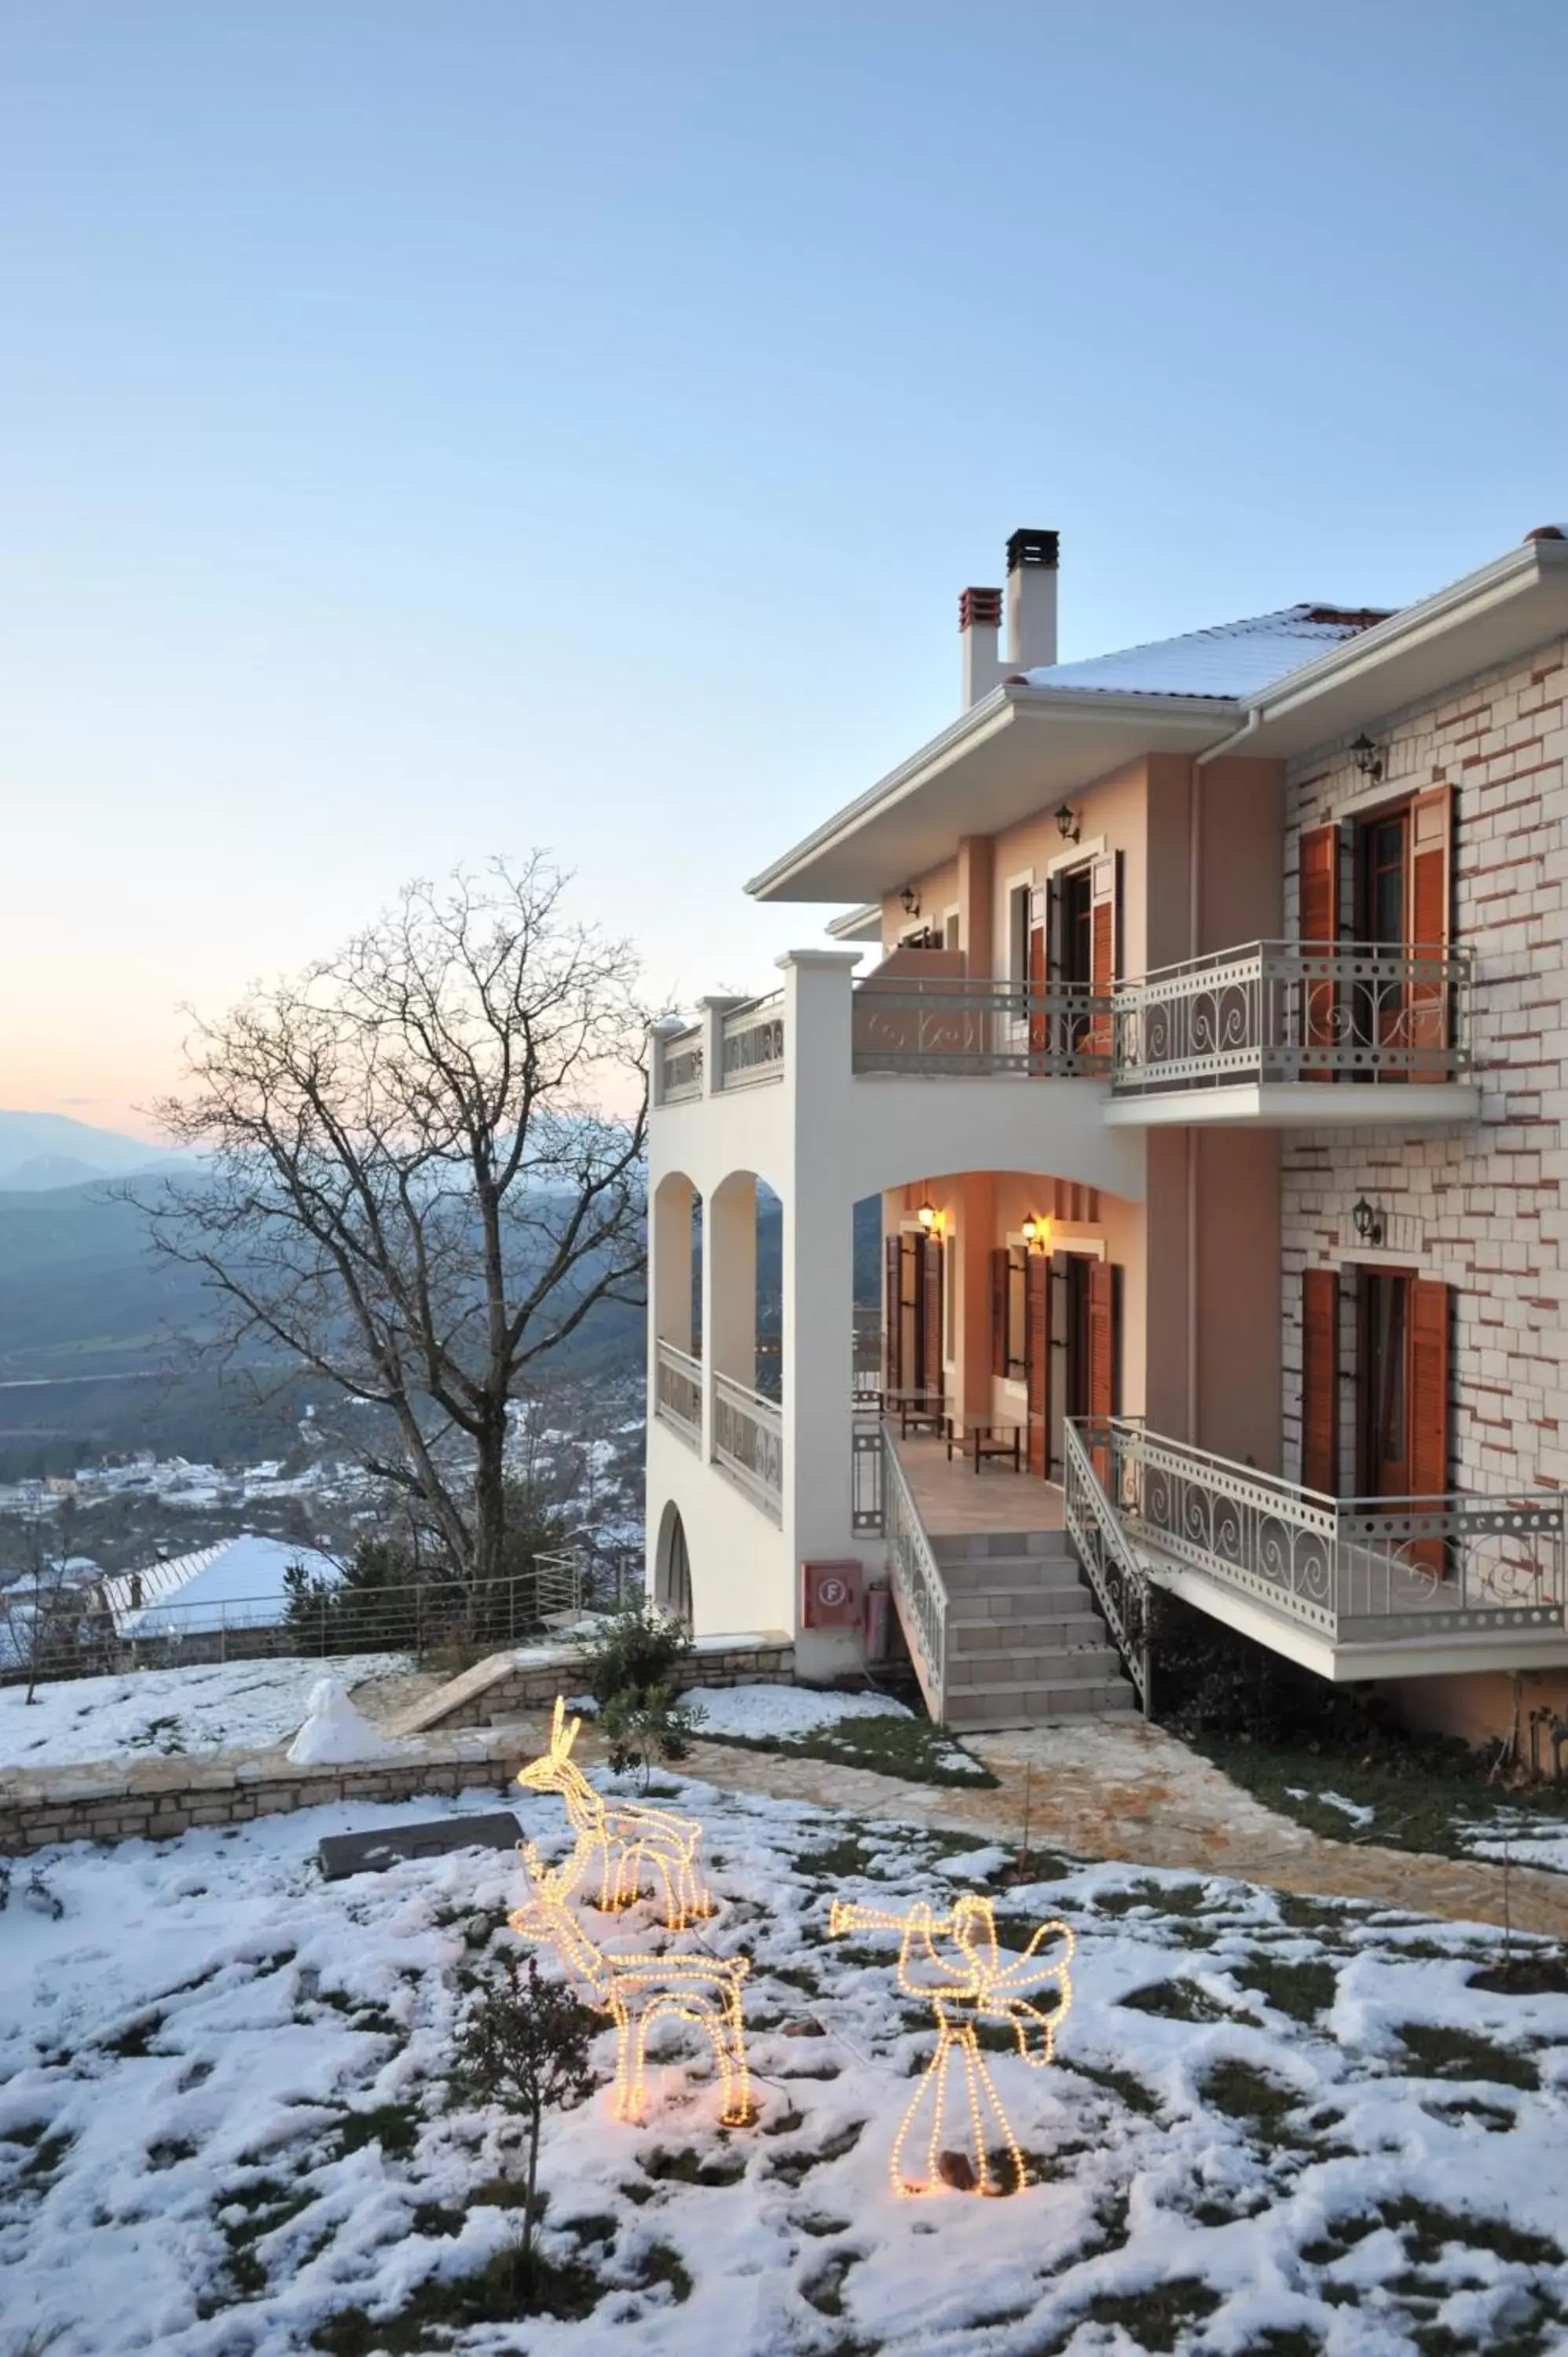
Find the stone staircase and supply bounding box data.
[934,1527,1138,1731]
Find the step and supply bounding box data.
[931,1528,1072,1564]
[945,1643,1125,1692]
[947,1608,1108,1653]
[943,1674,1139,1730]
[936,1556,1085,1596]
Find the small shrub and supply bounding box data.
[577,1605,701,1787]
[452,1951,600,2287]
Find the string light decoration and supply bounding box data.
[516,1695,713,1929]
[509,1834,753,2127]
[829,1893,1075,2198]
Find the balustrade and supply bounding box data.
[712,1370,784,1519]
[658,1025,704,1105]
[654,1339,703,1450]
[720,994,786,1088]
[851,976,1112,1076]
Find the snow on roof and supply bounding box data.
[1017,603,1394,702]
[104,1535,341,1636]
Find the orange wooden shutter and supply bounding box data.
[884,1236,902,1393]
[1301,1267,1339,1493]
[1407,786,1453,1071]
[1025,1250,1050,1475]
[1087,853,1117,1059]
[1088,1259,1116,1418]
[1407,1278,1450,1573]
[991,1248,1009,1380]
[1299,823,1340,1079]
[921,1235,943,1399]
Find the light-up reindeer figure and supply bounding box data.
[830,1893,1075,2198]
[516,1695,713,1930]
[510,1835,752,2127]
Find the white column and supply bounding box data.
[700,995,745,1098]
[777,951,861,1658]
[707,1174,757,1387]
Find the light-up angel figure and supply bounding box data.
[510,1832,752,2127]
[829,1893,1075,2197]
[517,1695,713,1929]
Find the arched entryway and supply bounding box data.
[654,1499,694,1625]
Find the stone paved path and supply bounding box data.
[522,1711,1568,1942]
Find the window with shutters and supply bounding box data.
[1005,1246,1028,1379]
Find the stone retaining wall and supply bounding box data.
[390,1633,796,1735]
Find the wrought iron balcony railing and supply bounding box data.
[852,976,1113,1076]
[654,1338,703,1450]
[1110,940,1475,1094]
[1079,1417,1565,1645]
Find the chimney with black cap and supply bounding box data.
[1006,528,1058,672]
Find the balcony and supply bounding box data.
[712,1373,783,1523]
[852,975,1109,1077]
[654,1340,702,1450]
[1104,940,1481,1127]
[1066,1417,1567,1683]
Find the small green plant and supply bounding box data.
[577,1604,701,1788]
[452,1952,600,2292]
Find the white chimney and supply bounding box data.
[1006,528,1059,672]
[958,583,1003,708]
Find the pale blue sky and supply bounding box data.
[2,2,1564,1131]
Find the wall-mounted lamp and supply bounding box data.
[1020,1213,1051,1252]
[900,883,921,918]
[1351,1196,1385,1247]
[917,1200,939,1234]
[1056,804,1080,844]
[1350,733,1384,785]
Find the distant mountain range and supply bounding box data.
[0,1110,187,1193]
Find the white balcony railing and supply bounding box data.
[713,1370,783,1520]
[720,992,786,1089]
[1110,940,1475,1094]
[658,1025,704,1105]
[654,1339,702,1450]
[1079,1417,1566,1644]
[852,976,1112,1076]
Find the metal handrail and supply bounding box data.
[1062,1420,1150,1712]
[852,974,1113,1077]
[881,1426,947,1715]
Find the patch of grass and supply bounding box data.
[694,1708,997,1789]
[801,2253,857,2317]
[628,2241,692,2303]
[1238,1955,1338,2023]
[1201,2062,1302,2143]
[1094,1877,1211,1918]
[335,2100,423,2157]
[1394,2021,1539,2091]
[312,2242,606,2351]
[1470,1952,1568,1996]
[1420,2095,1516,2133]
[101,2011,167,2058]
[794,1833,882,1881]
[1119,1978,1255,2025]
[1061,2057,1161,2118]
[13,2128,73,2183]
[637,2145,746,2188]
[145,2137,196,2171]
[1305,2197,1561,2275]
[1194,1731,1568,1868]
[1036,2275,1222,2355]
[761,2119,864,2187]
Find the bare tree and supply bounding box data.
[145,860,649,1591]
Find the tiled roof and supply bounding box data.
[1017,603,1394,702]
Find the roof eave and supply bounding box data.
[746,684,1237,904]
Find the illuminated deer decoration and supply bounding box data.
[510,1835,752,2127]
[829,1893,1075,2197]
[516,1695,713,1930]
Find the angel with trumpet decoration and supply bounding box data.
[829,1892,1075,2197]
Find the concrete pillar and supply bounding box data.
[700,995,745,1098]
[958,835,994,977]
[651,1174,695,1351]
[958,1170,996,1424]
[777,951,861,1668]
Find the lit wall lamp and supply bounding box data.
[1351,1196,1385,1247]
[1055,804,1080,844]
[900,883,921,918]
[917,1200,940,1235]
[1350,733,1384,785]
[1020,1213,1052,1252]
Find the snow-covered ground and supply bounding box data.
[682,1682,914,1741]
[2,1772,1565,2355]
[0,1654,410,1771]
[1457,1808,1568,1878]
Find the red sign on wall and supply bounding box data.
[801,1558,864,1629]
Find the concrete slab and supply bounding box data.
[318,1810,522,1881]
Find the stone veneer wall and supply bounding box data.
[413,1638,796,1731]
[1280,632,1568,1499]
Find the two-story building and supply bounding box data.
[647,522,1568,1750]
